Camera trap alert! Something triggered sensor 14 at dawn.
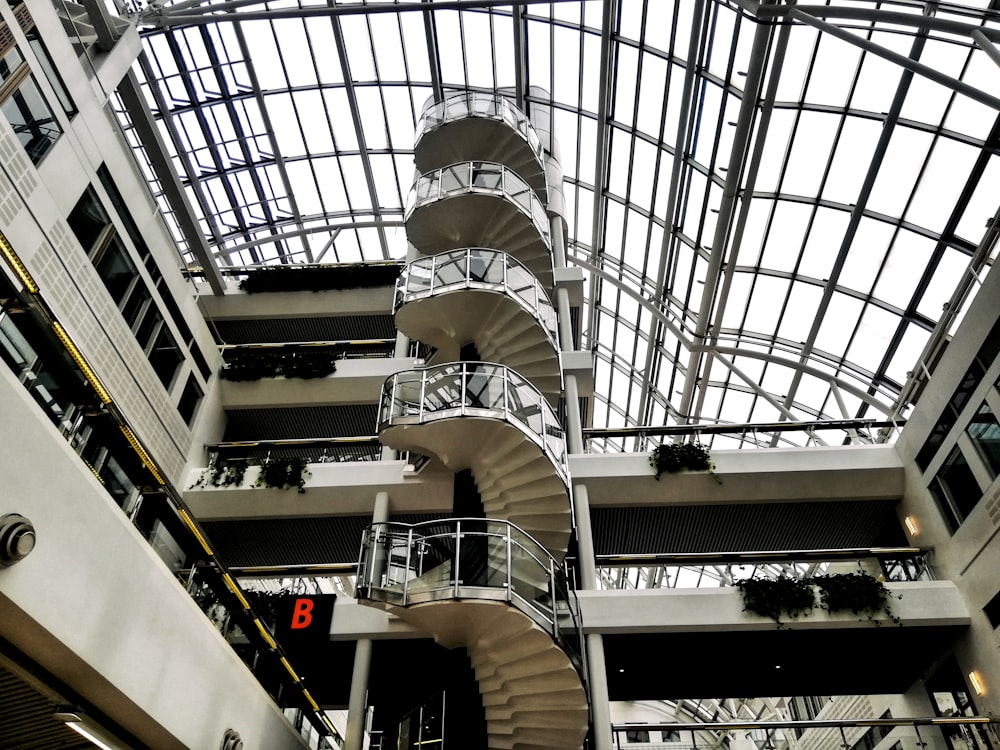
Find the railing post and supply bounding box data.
[403,528,413,605]
[454,520,462,594]
[505,522,513,601]
[549,558,558,639]
[418,371,426,423]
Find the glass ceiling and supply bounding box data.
[109,0,1000,448]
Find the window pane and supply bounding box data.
[967,402,1000,479]
[2,76,62,163]
[95,238,138,306]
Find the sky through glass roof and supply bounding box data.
[113,0,1000,448]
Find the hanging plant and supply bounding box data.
[220,348,337,382]
[650,441,719,482]
[813,572,901,625]
[254,456,310,493]
[190,459,249,489]
[735,571,902,627]
[734,576,816,627]
[238,262,403,294]
[247,588,299,628]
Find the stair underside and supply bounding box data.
[380,417,571,559]
[406,194,553,291]
[379,599,588,750]
[415,119,547,203]
[395,291,561,403]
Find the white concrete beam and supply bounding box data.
[184,460,454,520]
[571,445,905,506]
[198,285,395,320]
[220,357,414,408]
[577,581,968,634]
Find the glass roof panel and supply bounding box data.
[123,0,998,440]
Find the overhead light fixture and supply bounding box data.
[54,708,128,750]
[904,516,918,536]
[969,670,986,696]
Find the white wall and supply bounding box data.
[0,366,306,749]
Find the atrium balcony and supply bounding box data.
[357,518,588,750]
[394,248,561,402]
[404,162,553,289]
[414,92,547,203]
[378,362,572,557]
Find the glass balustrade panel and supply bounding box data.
[404,263,433,296]
[471,162,503,191]
[422,365,463,411]
[432,253,467,289]
[468,248,503,283]
[389,372,424,420]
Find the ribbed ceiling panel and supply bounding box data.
[212,314,396,345]
[591,501,902,555]
[0,666,93,750]
[204,513,444,567]
[223,404,379,441]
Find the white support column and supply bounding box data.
[551,207,613,750]
[345,639,372,750]
[345,492,390,750]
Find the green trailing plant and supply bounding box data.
[254,456,310,493]
[247,588,299,628]
[736,571,902,627]
[813,572,901,625]
[650,441,719,482]
[735,576,816,627]
[190,458,249,489]
[220,348,337,382]
[238,262,403,294]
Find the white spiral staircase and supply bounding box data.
[414,94,547,203]
[394,250,561,403]
[379,410,571,557]
[406,189,553,291]
[362,94,588,750]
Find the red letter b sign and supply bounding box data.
[290,598,314,629]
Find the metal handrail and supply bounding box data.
[404,161,551,244]
[597,547,929,565]
[357,518,583,667]
[613,717,999,731]
[378,361,568,482]
[395,247,557,337]
[595,548,933,590]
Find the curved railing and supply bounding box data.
[404,161,550,244]
[357,518,582,667]
[415,93,544,165]
[378,362,568,483]
[395,247,557,342]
